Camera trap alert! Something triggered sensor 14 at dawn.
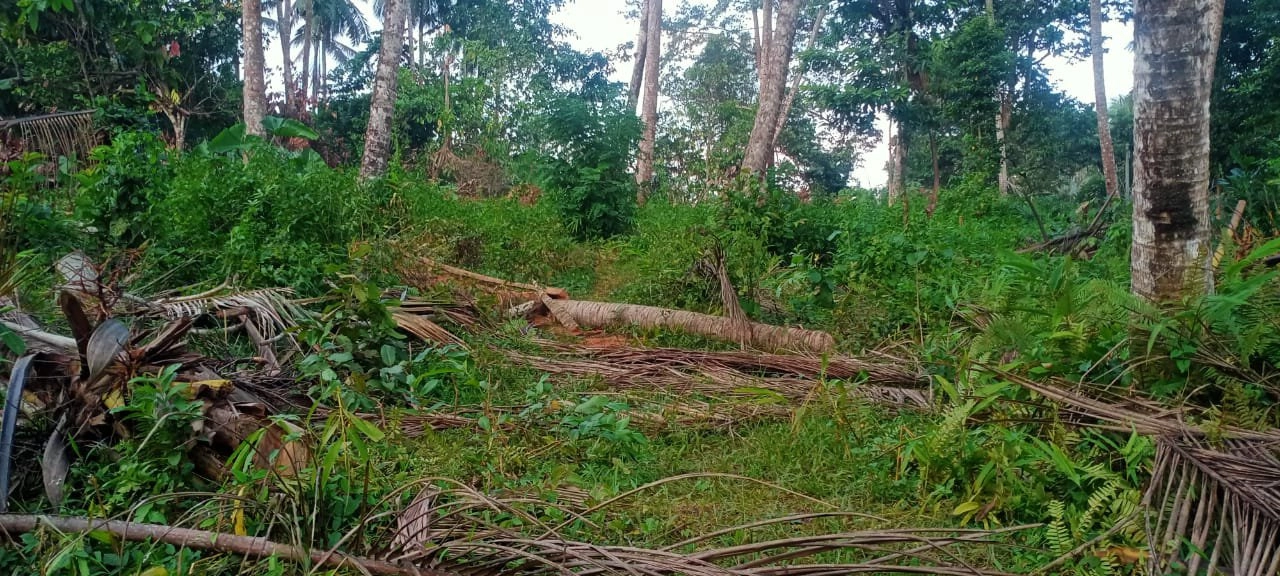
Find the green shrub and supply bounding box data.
[533,94,641,240]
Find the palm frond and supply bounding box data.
[151,287,306,348]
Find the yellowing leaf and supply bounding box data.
[951,501,981,516]
[232,486,247,536]
[136,567,168,576]
[104,389,125,410]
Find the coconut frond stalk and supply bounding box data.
[1145,437,1280,576]
[380,481,1035,576]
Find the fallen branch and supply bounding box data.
[0,515,447,576]
[539,299,835,353]
[0,320,76,352]
[416,257,568,299]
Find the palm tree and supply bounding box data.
[1130,0,1225,303]
[372,0,456,66]
[292,0,370,103]
[361,0,410,180]
[243,0,268,135]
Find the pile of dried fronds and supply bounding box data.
[0,476,1038,576]
[996,370,1280,576]
[507,340,930,410]
[0,291,309,512]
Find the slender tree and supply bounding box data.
[741,0,803,175]
[771,4,825,151]
[360,0,410,181]
[1130,0,1226,302]
[987,0,1010,196]
[628,0,650,111]
[242,0,267,136]
[300,0,314,105]
[1089,0,1121,219]
[635,0,662,194]
[276,0,296,111]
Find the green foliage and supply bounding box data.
[534,93,641,240]
[75,131,173,248]
[297,277,475,411]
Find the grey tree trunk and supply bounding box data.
[986,0,1010,196]
[771,4,825,151]
[277,0,295,111]
[1090,0,1121,216]
[300,0,313,105]
[1130,0,1225,302]
[741,0,803,175]
[627,0,650,111]
[242,0,267,136]
[359,0,410,181]
[635,0,661,196]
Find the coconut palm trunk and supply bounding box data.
[359,0,410,181]
[635,0,661,197]
[741,0,803,175]
[242,0,267,136]
[1089,0,1121,224]
[1130,0,1226,302]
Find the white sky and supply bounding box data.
[265,0,1134,188]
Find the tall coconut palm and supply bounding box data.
[373,0,457,66]
[292,0,370,103]
[1130,0,1226,303]
[243,0,268,135]
[360,0,411,180]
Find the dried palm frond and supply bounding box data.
[2,110,97,166]
[392,310,469,350]
[150,287,306,348]
[991,369,1280,575]
[380,480,1034,576]
[1145,437,1280,576]
[505,341,930,411]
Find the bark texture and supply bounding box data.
[359,0,410,181]
[635,0,661,195]
[241,0,267,136]
[1090,0,1121,211]
[741,0,803,175]
[627,0,650,111]
[1130,0,1225,302]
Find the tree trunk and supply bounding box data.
[1130,0,1225,302]
[741,0,803,175]
[771,4,825,151]
[277,0,295,112]
[242,0,267,136]
[627,0,650,111]
[360,0,410,181]
[1090,0,1121,218]
[635,0,661,197]
[300,0,313,106]
[927,132,940,216]
[986,0,1010,196]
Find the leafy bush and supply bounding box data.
[143,143,377,292]
[533,94,641,240]
[75,131,174,249]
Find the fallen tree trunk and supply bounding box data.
[0,515,446,576]
[540,298,834,353]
